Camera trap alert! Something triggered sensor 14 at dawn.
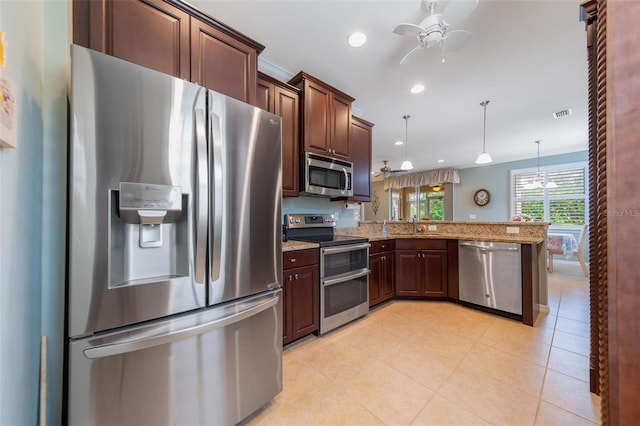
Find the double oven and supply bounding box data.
[284,214,369,334]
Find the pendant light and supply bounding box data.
[400,114,414,170]
[475,100,493,164]
[524,140,557,189]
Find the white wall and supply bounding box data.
[0,1,68,424]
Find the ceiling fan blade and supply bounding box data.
[392,23,424,37]
[441,0,478,27]
[399,44,424,65]
[442,29,471,52]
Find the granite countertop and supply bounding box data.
[361,233,545,244]
[282,240,319,252]
[281,233,544,251]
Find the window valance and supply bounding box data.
[384,168,460,190]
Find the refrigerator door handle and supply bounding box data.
[209,110,223,282]
[83,293,280,359]
[194,100,208,284]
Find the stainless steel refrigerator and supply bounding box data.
[66,45,283,425]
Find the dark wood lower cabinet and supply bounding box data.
[282,249,319,345]
[394,239,448,299]
[369,252,394,307]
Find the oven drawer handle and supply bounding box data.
[323,269,370,287]
[321,242,371,256]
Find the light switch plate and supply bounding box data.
[506,227,520,234]
[428,225,437,231]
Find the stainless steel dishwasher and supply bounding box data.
[458,241,522,316]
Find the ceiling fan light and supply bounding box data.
[475,152,492,164]
[400,160,414,170]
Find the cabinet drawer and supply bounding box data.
[395,239,447,250]
[283,248,318,270]
[370,239,395,254]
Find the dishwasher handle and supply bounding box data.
[459,242,520,252]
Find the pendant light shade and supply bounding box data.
[400,115,414,170]
[475,100,493,164]
[524,140,556,189]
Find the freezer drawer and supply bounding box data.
[67,291,282,426]
[458,241,522,316]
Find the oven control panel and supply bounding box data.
[284,213,336,229]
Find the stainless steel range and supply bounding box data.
[284,214,370,334]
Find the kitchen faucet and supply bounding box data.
[411,215,417,234]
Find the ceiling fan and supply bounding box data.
[393,0,478,65]
[374,160,409,178]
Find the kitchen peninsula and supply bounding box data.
[283,220,548,331]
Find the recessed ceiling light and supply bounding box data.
[348,32,366,47]
[394,140,404,146]
[410,84,425,94]
[437,159,444,163]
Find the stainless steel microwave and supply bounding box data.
[300,152,353,197]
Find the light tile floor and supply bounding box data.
[245,261,600,425]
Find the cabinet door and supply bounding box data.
[395,250,421,297]
[368,253,383,307]
[302,80,331,155]
[380,254,395,301]
[282,272,293,345]
[191,17,257,103]
[330,92,351,159]
[421,250,448,297]
[349,116,373,201]
[290,265,319,340]
[274,86,300,196]
[256,78,273,111]
[82,0,190,80]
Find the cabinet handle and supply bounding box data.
[289,258,296,263]
[381,245,386,249]
[288,275,293,282]
[294,273,299,280]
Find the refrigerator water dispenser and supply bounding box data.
[108,182,189,287]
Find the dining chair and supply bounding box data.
[547,223,588,276]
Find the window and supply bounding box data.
[406,186,445,221]
[510,162,587,224]
[391,192,401,220]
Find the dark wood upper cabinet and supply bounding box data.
[75,0,191,79]
[289,71,354,161]
[74,0,263,103]
[349,116,374,202]
[190,16,257,103]
[257,73,300,197]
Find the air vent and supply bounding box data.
[553,109,572,119]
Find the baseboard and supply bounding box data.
[537,304,551,313]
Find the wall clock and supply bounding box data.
[473,189,491,206]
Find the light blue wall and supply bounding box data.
[283,196,360,227]
[0,1,68,425]
[454,151,588,221]
[454,151,589,263]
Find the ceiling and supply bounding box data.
[190,0,589,175]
